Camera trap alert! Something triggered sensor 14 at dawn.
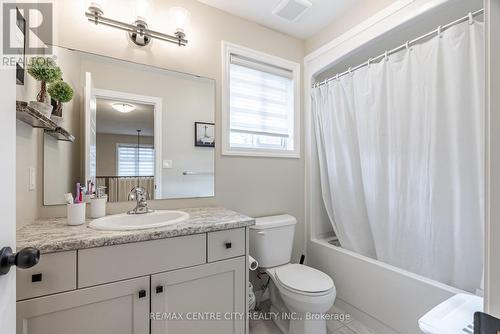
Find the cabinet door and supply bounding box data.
[151,257,245,334]
[17,276,149,334]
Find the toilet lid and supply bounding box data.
[275,264,334,294]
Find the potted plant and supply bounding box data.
[48,80,74,124]
[27,57,62,104]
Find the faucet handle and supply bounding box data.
[128,186,148,202]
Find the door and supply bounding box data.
[16,276,150,334]
[151,257,245,334]
[0,1,18,332]
[84,72,97,184]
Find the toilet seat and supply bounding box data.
[274,264,334,296]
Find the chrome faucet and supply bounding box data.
[127,186,153,215]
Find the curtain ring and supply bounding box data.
[437,25,442,38]
[405,41,410,51]
[348,67,352,76]
[336,73,339,82]
[384,51,389,61]
[468,12,474,25]
[367,58,371,67]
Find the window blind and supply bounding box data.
[229,54,294,149]
[117,144,154,176]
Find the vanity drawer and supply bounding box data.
[207,228,245,262]
[17,251,76,301]
[78,234,206,288]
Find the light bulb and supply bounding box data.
[170,6,191,34]
[135,0,152,22]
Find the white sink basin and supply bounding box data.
[89,210,190,231]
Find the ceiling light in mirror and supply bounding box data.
[170,7,191,34]
[112,102,136,113]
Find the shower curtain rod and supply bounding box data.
[312,8,484,88]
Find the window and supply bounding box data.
[117,144,155,176]
[222,42,300,158]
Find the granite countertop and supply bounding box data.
[17,207,255,254]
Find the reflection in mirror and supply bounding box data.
[95,98,156,202]
[35,46,215,205]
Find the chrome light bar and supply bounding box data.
[85,8,188,47]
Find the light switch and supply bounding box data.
[29,167,36,191]
[163,160,173,169]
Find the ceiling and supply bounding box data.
[195,0,364,39]
[96,98,155,137]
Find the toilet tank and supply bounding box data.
[249,215,296,268]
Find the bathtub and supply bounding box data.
[307,236,465,334]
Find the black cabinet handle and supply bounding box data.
[32,273,43,282]
[156,286,164,294]
[138,290,146,298]
[0,247,40,276]
[225,242,232,249]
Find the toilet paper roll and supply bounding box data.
[248,255,259,271]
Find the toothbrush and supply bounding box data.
[74,183,81,203]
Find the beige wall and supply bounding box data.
[96,134,154,176]
[305,0,397,54]
[17,0,307,261]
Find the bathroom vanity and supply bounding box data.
[15,207,254,334]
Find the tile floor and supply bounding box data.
[249,302,379,334]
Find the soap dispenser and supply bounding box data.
[90,186,107,219]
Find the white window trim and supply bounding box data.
[221,41,301,158]
[116,143,155,177]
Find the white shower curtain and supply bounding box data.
[312,19,484,292]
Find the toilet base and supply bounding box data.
[267,278,331,334]
[288,316,327,334]
[270,305,288,334]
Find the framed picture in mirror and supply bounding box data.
[195,122,215,147]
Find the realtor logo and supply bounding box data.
[2,2,53,56]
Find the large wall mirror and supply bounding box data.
[40,46,215,205]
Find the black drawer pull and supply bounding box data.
[156,286,164,294]
[32,273,42,282]
[225,242,232,249]
[138,290,146,298]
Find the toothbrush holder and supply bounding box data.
[67,202,86,226]
[90,195,107,219]
[83,194,93,204]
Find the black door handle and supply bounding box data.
[225,242,232,249]
[138,290,147,298]
[0,247,40,276]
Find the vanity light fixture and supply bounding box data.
[112,102,136,113]
[85,1,188,47]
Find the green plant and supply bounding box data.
[27,57,62,103]
[48,80,74,102]
[48,80,74,117]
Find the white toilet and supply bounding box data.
[249,215,336,334]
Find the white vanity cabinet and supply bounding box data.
[151,257,245,334]
[17,276,150,334]
[16,228,249,334]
